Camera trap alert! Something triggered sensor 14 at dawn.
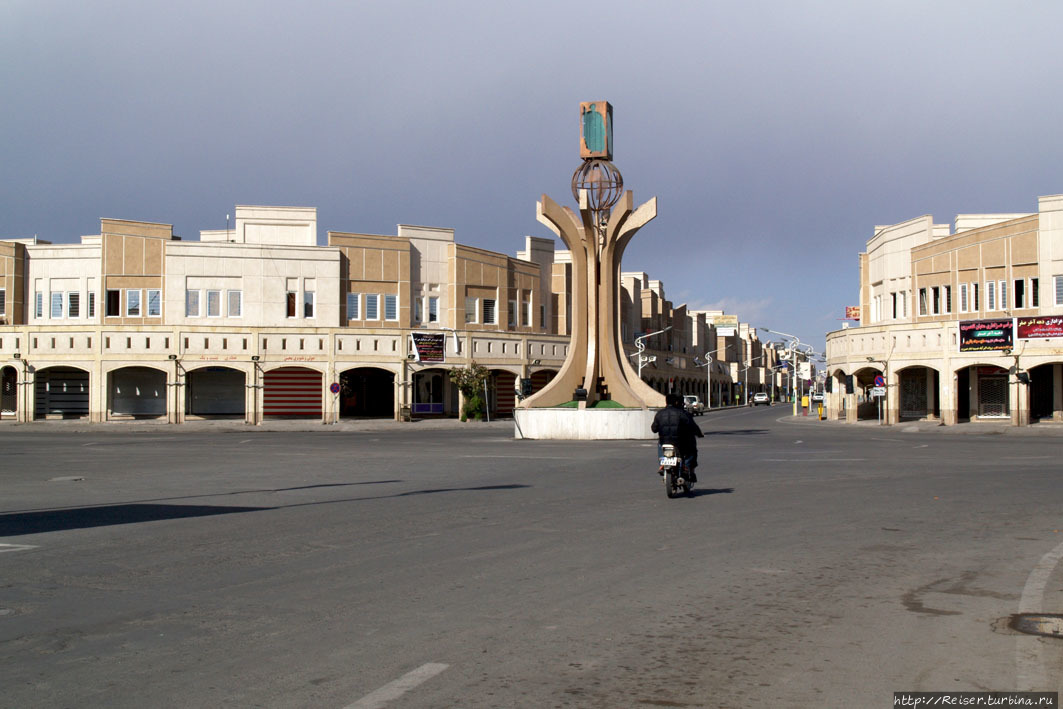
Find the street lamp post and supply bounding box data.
[634,326,672,381]
[694,346,726,411]
[758,327,803,417]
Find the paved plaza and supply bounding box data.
[3,407,1063,707]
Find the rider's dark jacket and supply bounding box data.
[651,404,704,455]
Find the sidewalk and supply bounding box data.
[780,413,1063,436]
[0,417,516,434]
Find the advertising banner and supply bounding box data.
[845,306,861,320]
[958,318,1014,352]
[411,332,446,363]
[1017,316,1063,340]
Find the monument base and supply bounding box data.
[514,408,658,440]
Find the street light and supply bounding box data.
[634,326,672,380]
[758,327,802,416]
[693,346,726,411]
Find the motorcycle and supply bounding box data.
[658,442,693,498]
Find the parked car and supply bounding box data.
[683,395,705,416]
[752,392,771,406]
[811,392,824,403]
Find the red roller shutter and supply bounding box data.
[494,371,515,415]
[264,367,322,418]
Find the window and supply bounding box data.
[126,289,141,317]
[960,283,968,313]
[68,292,80,318]
[891,292,897,319]
[465,296,478,324]
[384,294,398,321]
[524,299,532,327]
[227,290,242,317]
[147,289,161,317]
[106,290,120,317]
[508,299,517,328]
[414,298,423,323]
[51,292,63,319]
[0,288,5,317]
[185,290,200,317]
[1055,275,1063,307]
[428,296,439,323]
[287,291,297,318]
[35,291,43,319]
[482,298,497,325]
[1032,278,1040,307]
[1015,279,1025,309]
[346,292,360,320]
[931,287,940,315]
[900,291,907,318]
[986,281,996,311]
[207,290,221,317]
[918,288,927,316]
[88,292,95,318]
[944,285,952,314]
[540,304,546,328]
[999,281,1007,312]
[973,282,979,311]
[304,291,315,318]
[365,294,379,320]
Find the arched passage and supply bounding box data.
[186,366,245,417]
[897,365,940,421]
[108,366,166,419]
[35,366,91,419]
[852,366,883,421]
[340,367,394,417]
[1028,362,1062,422]
[2,365,18,418]
[263,366,322,418]
[412,367,454,416]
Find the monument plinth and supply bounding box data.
[515,102,664,439]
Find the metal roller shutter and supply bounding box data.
[264,367,322,418]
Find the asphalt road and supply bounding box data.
[2,409,1063,708]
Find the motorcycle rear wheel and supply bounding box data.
[665,470,677,498]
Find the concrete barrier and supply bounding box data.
[513,408,658,440]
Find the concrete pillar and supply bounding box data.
[1014,376,1029,427]
[886,369,898,425]
[926,369,937,420]
[942,372,957,426]
[846,392,857,423]
[970,373,980,420]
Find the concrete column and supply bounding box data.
[1014,377,1029,427]
[18,362,32,423]
[970,373,980,420]
[846,392,857,423]
[942,372,957,426]
[90,358,104,423]
[926,369,937,420]
[886,370,898,425]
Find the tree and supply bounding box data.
[448,361,489,421]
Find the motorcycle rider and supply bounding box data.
[651,392,704,482]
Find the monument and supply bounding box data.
[515,102,664,439]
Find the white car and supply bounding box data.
[683,395,705,416]
[752,392,770,406]
[811,392,824,403]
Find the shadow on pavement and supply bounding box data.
[703,429,768,436]
[0,503,270,536]
[689,487,735,498]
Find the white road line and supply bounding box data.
[0,543,38,553]
[1016,539,1063,690]
[344,663,449,709]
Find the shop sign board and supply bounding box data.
[411,332,446,363]
[1017,316,1063,340]
[958,318,1014,352]
[845,306,861,320]
[871,386,887,398]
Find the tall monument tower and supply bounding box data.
[519,102,665,411]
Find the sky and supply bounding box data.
[3,1,1062,351]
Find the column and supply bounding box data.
[1054,364,1063,422]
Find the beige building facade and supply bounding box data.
[826,193,1063,426]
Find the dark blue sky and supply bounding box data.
[3,1,1061,349]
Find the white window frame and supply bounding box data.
[206,289,222,318]
[524,299,532,328]
[508,299,517,328]
[67,291,80,319]
[51,292,63,319]
[35,291,43,319]
[1014,279,1025,309]
[918,288,928,317]
[286,290,298,318]
[365,293,380,321]
[482,298,497,325]
[931,287,940,315]
[465,296,478,324]
[88,292,96,319]
[126,289,142,318]
[384,294,398,321]
[186,289,201,318]
[147,289,161,317]
[0,287,5,317]
[227,290,242,318]
[986,281,996,311]
[999,280,1007,312]
[959,283,968,313]
[347,292,360,320]
[1054,275,1063,306]
[428,296,439,323]
[304,290,315,319]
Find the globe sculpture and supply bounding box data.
[519,102,665,411]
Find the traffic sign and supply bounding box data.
[329,382,340,395]
[871,386,886,398]
[873,375,885,387]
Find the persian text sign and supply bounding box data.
[958,318,1014,352]
[1017,316,1063,340]
[411,332,446,363]
[845,306,860,320]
